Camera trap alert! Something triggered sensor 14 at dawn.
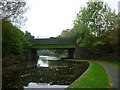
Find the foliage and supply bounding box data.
[2,20,30,57]
[49,50,68,57]
[38,49,68,57]
[59,29,76,38]
[0,1,28,28]
[24,31,34,41]
[73,1,118,53]
[96,59,120,69]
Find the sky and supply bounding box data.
[23,0,120,38]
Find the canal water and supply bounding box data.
[23,56,89,89]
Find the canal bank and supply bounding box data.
[65,60,111,89]
[95,61,120,89]
[3,56,114,89]
[2,56,89,89]
[23,56,89,89]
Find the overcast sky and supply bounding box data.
[23,0,119,38]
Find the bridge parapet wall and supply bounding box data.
[30,37,77,45]
[29,37,77,60]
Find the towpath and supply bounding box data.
[95,61,120,89]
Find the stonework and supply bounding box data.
[30,37,77,45]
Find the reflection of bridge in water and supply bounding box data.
[37,56,61,67]
[37,59,49,67]
[29,37,77,60]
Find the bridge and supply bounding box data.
[29,37,77,60]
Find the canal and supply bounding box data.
[2,55,89,89]
[24,56,89,89]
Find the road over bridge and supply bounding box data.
[29,37,77,60]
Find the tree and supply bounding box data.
[0,1,28,28]
[104,14,120,52]
[59,29,76,38]
[2,20,30,57]
[24,31,34,41]
[73,1,118,52]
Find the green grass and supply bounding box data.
[31,44,75,49]
[98,60,120,69]
[65,60,110,88]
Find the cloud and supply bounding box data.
[24,0,119,38]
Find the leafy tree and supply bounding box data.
[59,29,76,38]
[104,15,120,52]
[40,49,68,57]
[73,1,118,53]
[2,20,30,57]
[0,1,28,28]
[24,31,34,41]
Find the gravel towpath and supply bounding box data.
[95,61,120,89]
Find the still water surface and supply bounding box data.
[24,56,69,88]
[23,56,89,89]
[37,56,61,67]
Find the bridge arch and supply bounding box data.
[29,37,77,60]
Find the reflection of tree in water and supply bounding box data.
[27,60,89,85]
[48,60,67,67]
[67,62,74,74]
[3,58,89,88]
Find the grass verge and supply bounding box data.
[65,60,110,88]
[97,60,120,69]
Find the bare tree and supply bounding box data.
[0,0,28,28]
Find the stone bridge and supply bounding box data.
[29,37,77,60]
